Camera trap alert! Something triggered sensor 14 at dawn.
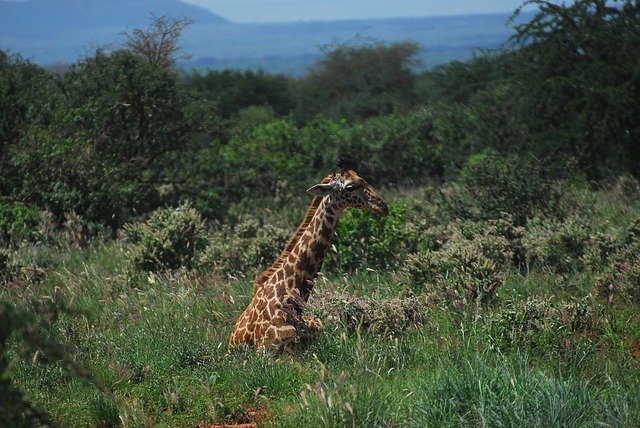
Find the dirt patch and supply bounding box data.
[195,424,255,428]
[629,339,640,362]
[195,408,270,428]
[195,423,255,428]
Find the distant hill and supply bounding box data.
[0,0,530,75]
[181,13,530,75]
[0,0,226,30]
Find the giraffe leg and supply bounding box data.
[259,321,297,352]
[302,314,322,333]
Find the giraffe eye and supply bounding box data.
[345,183,358,192]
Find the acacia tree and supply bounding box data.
[122,14,193,69]
[295,40,419,121]
[4,47,222,230]
[509,0,640,177]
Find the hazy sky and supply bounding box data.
[181,0,537,22]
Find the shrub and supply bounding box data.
[0,249,11,283]
[400,216,523,307]
[458,213,528,268]
[309,291,425,337]
[593,217,640,304]
[451,149,567,225]
[325,202,421,273]
[0,201,40,246]
[584,231,620,272]
[595,263,640,305]
[197,216,291,278]
[611,174,640,200]
[401,236,506,309]
[123,203,207,272]
[525,217,592,274]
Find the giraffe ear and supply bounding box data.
[306,182,337,197]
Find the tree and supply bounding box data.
[122,14,193,69]
[4,48,221,229]
[509,0,640,177]
[295,40,419,121]
[0,52,59,195]
[182,69,295,119]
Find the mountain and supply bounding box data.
[181,13,528,74]
[0,0,226,31]
[0,0,529,75]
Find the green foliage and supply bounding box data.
[197,216,291,278]
[400,217,523,307]
[0,202,40,246]
[413,351,636,427]
[509,0,640,177]
[451,149,567,225]
[0,51,57,173]
[403,244,505,309]
[325,202,420,272]
[295,40,418,121]
[0,249,11,283]
[592,217,640,304]
[123,203,208,272]
[526,217,592,274]
[182,68,295,119]
[2,48,221,230]
[221,112,442,199]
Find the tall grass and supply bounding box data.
[413,351,638,427]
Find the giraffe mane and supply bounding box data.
[254,174,333,287]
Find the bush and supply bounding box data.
[123,203,207,272]
[401,235,506,309]
[400,215,525,307]
[325,202,421,273]
[458,214,528,268]
[592,217,640,304]
[0,202,40,246]
[451,149,567,225]
[309,291,425,337]
[525,217,592,274]
[0,249,11,283]
[197,216,291,278]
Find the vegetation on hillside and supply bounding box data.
[1,1,640,426]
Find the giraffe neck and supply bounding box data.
[253,191,342,305]
[290,196,342,281]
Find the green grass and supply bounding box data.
[2,185,640,427]
[413,351,639,427]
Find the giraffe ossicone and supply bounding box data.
[228,167,388,352]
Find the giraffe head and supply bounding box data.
[306,168,389,216]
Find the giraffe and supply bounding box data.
[228,165,388,352]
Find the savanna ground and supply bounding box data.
[2,175,640,427]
